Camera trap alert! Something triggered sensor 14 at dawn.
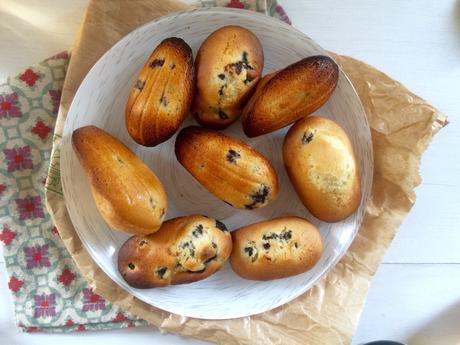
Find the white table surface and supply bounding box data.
[1,0,459,344]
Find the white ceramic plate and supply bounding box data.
[61,8,373,319]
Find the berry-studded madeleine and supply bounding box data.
[283,116,361,222]
[125,37,194,147]
[118,215,232,288]
[175,126,279,209]
[72,126,167,235]
[242,55,338,137]
[230,216,323,281]
[192,26,263,129]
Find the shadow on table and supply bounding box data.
[406,300,460,345]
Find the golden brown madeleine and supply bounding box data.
[230,216,323,281]
[242,55,339,137]
[72,126,167,235]
[118,215,232,288]
[283,116,361,222]
[125,37,194,147]
[175,126,279,209]
[192,25,264,129]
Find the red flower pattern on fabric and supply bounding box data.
[65,319,75,326]
[3,146,33,172]
[227,0,245,8]
[48,89,62,114]
[58,268,76,286]
[275,5,292,24]
[0,92,22,119]
[0,227,16,245]
[32,121,52,139]
[24,244,50,269]
[19,68,40,87]
[114,312,127,322]
[51,226,59,234]
[33,293,56,318]
[46,51,69,61]
[82,288,106,312]
[77,324,86,332]
[0,184,6,194]
[8,276,24,293]
[16,196,45,220]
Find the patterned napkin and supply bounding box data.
[0,53,147,332]
[0,0,289,333]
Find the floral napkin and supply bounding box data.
[0,52,147,332]
[0,0,289,333]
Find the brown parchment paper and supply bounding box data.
[45,0,448,344]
